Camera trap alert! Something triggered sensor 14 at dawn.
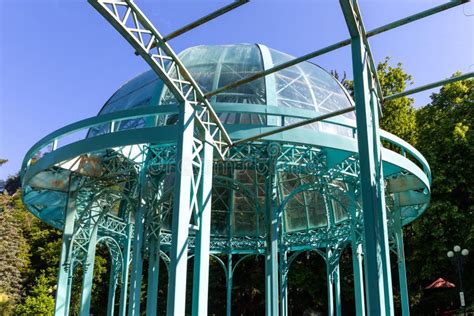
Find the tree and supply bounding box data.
[405,73,474,313]
[336,58,417,144]
[377,57,417,145]
[0,191,30,315]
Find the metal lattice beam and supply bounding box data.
[205,0,468,100]
[89,0,232,158]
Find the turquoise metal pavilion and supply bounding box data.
[20,0,471,315]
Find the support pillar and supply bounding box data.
[334,264,342,316]
[349,189,366,316]
[352,243,366,316]
[128,203,146,316]
[146,234,161,316]
[64,269,74,316]
[107,259,119,316]
[226,169,235,316]
[396,229,410,316]
[340,1,394,314]
[119,213,133,316]
[265,158,279,316]
[226,254,233,316]
[167,101,197,316]
[326,249,341,316]
[327,262,335,316]
[54,190,76,316]
[79,219,99,316]
[191,131,214,316]
[394,206,410,316]
[279,250,288,316]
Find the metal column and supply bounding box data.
[279,250,289,316]
[107,259,119,316]
[146,233,161,316]
[191,131,214,316]
[340,0,394,314]
[79,212,100,316]
[394,206,410,316]
[396,228,410,316]
[64,268,74,316]
[166,101,197,316]
[265,159,279,316]
[119,213,133,316]
[352,243,366,316]
[350,188,366,316]
[226,254,233,316]
[334,264,342,316]
[128,204,145,316]
[54,189,76,316]
[326,248,342,316]
[327,257,335,316]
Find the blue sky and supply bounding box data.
[0,0,473,179]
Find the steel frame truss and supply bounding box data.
[89,0,232,158]
[37,0,470,315]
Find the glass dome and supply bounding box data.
[90,44,355,137]
[87,44,356,238]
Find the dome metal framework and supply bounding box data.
[20,1,472,316]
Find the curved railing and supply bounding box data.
[21,103,431,185]
[21,105,178,177]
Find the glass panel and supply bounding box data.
[284,192,307,232]
[185,64,216,94]
[211,210,228,235]
[216,44,266,104]
[306,191,327,228]
[233,192,257,236]
[330,180,350,223]
[269,48,355,135]
[100,70,162,114]
[211,186,229,235]
[332,199,349,223]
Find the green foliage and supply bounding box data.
[337,58,417,145]
[377,58,417,145]
[0,188,111,314]
[4,175,20,196]
[15,273,55,316]
[0,192,30,314]
[405,74,474,313]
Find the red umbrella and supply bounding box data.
[425,278,456,289]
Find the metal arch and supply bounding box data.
[186,253,228,277]
[232,253,264,276]
[276,177,357,222]
[210,254,228,276]
[97,236,124,316]
[160,250,171,272]
[64,186,133,287]
[285,248,326,271]
[77,198,121,314]
[97,235,124,257]
[88,0,232,158]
